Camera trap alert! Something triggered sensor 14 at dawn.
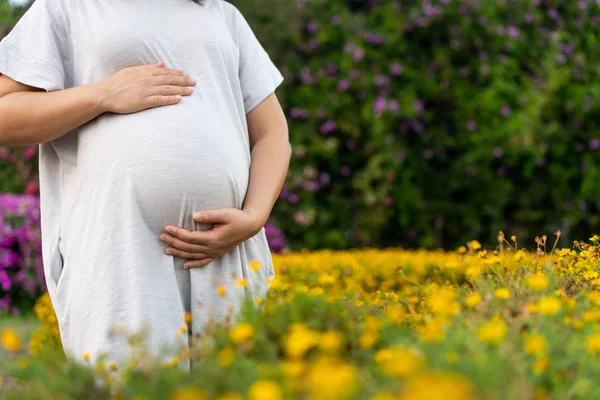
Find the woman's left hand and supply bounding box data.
[159,208,261,268]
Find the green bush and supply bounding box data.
[2,0,600,250]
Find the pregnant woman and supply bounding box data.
[0,0,290,372]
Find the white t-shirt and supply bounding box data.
[0,0,284,371]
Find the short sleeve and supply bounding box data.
[233,6,284,114]
[0,0,69,92]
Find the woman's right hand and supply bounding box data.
[95,61,196,114]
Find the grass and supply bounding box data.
[0,313,40,392]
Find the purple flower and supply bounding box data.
[493,147,504,158]
[320,120,337,135]
[524,14,534,23]
[373,75,390,87]
[589,139,600,150]
[303,181,320,192]
[390,62,403,76]
[578,200,588,211]
[307,20,319,34]
[507,26,520,39]
[581,162,589,172]
[0,147,9,160]
[413,99,424,113]
[500,105,511,117]
[346,140,356,149]
[395,151,406,162]
[337,80,351,92]
[22,147,37,161]
[340,166,351,176]
[373,96,387,117]
[0,270,11,291]
[319,172,331,185]
[331,15,342,25]
[365,32,385,46]
[288,193,300,205]
[387,100,400,114]
[466,120,477,132]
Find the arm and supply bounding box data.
[0,61,196,147]
[0,75,106,146]
[242,92,291,233]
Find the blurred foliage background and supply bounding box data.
[2,0,600,252]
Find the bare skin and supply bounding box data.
[0,60,291,268]
[0,60,195,146]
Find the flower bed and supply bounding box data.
[3,233,600,399]
[0,193,43,315]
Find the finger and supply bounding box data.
[183,258,215,269]
[155,60,165,67]
[192,209,231,224]
[165,225,213,245]
[151,74,196,87]
[164,247,209,260]
[144,95,182,108]
[150,68,188,77]
[146,85,194,97]
[160,233,206,253]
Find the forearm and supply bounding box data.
[0,82,107,146]
[242,131,292,233]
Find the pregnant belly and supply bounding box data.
[73,100,250,233]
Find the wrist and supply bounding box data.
[242,206,268,236]
[87,81,111,114]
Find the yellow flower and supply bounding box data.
[283,324,320,359]
[587,332,600,354]
[164,358,179,368]
[217,286,227,296]
[375,346,425,377]
[83,352,91,361]
[533,356,549,375]
[1,329,21,353]
[401,372,475,400]
[538,296,561,315]
[108,362,118,371]
[318,330,343,353]
[179,325,188,335]
[524,334,547,355]
[359,330,378,349]
[184,312,192,324]
[229,323,255,344]
[494,288,511,300]
[417,319,445,343]
[470,240,482,251]
[236,278,248,288]
[465,292,482,308]
[527,274,549,291]
[477,316,508,345]
[217,346,235,367]
[307,356,358,400]
[217,392,244,400]
[457,246,467,254]
[282,360,306,378]
[168,386,206,400]
[248,380,282,400]
[511,235,517,242]
[249,259,261,271]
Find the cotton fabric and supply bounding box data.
[0,0,284,371]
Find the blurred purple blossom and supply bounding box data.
[373,96,387,116]
[320,120,337,135]
[500,105,511,117]
[390,62,403,76]
[466,120,477,132]
[340,166,351,176]
[493,147,504,158]
[589,139,600,150]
